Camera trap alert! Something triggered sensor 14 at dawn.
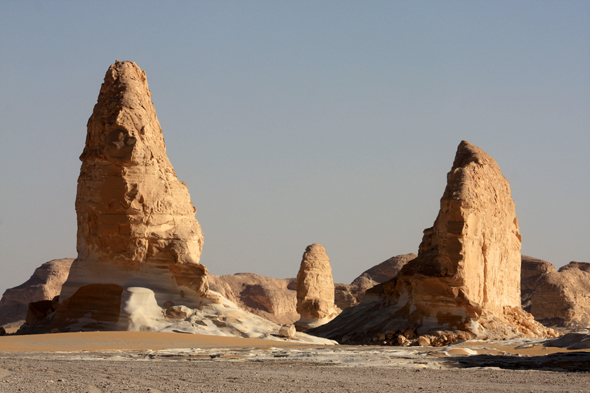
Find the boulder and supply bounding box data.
[295,244,341,330]
[278,324,296,339]
[307,141,555,344]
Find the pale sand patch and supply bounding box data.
[452,340,590,356]
[0,331,323,352]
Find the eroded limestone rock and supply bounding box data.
[336,253,417,308]
[48,61,207,332]
[308,141,555,344]
[19,61,334,345]
[208,273,299,326]
[526,260,590,328]
[295,244,341,329]
[521,255,557,312]
[0,258,73,331]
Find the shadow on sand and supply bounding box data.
[450,352,590,372]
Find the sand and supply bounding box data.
[0,332,588,392]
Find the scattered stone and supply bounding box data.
[417,336,431,347]
[545,329,590,350]
[397,335,409,346]
[164,306,192,320]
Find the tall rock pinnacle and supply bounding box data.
[308,141,555,344]
[54,61,208,331]
[295,244,341,330]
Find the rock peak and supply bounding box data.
[53,61,207,331]
[296,244,340,330]
[80,60,165,166]
[450,140,499,175]
[308,141,554,344]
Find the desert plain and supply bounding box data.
[0,331,588,393]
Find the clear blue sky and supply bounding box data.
[1,1,588,294]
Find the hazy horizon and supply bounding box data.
[0,1,588,295]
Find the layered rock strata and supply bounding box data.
[295,244,341,329]
[8,252,418,330]
[308,141,555,345]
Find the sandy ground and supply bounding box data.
[0,332,589,393]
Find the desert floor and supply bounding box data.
[0,332,588,393]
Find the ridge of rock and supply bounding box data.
[520,255,557,312]
[0,259,74,329]
[525,260,590,328]
[307,141,555,345]
[208,273,298,326]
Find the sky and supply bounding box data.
[0,1,588,295]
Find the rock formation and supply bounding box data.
[335,253,417,309]
[16,61,332,345]
[208,273,299,326]
[521,255,558,312]
[522,258,590,328]
[308,141,555,345]
[9,251,415,331]
[295,244,341,329]
[0,259,73,331]
[48,61,208,332]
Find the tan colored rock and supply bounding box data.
[0,258,74,329]
[6,252,412,332]
[208,273,299,326]
[278,324,296,339]
[521,255,557,312]
[308,141,555,344]
[417,335,431,347]
[17,61,334,345]
[397,335,409,346]
[48,61,207,332]
[351,253,417,292]
[336,253,417,307]
[528,261,590,328]
[295,244,341,329]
